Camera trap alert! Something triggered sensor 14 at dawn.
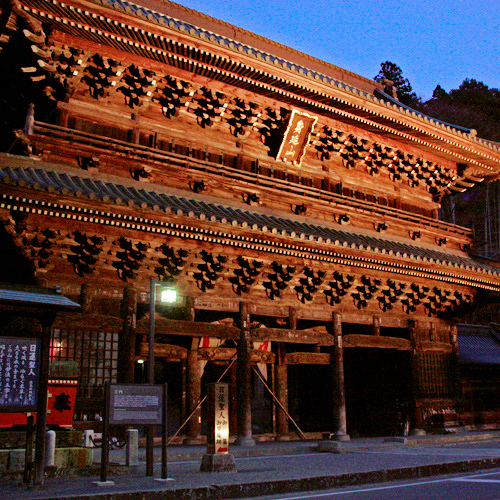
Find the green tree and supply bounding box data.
[374,61,421,108]
[423,79,500,142]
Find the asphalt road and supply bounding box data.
[241,468,500,500]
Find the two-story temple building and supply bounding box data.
[1,0,500,440]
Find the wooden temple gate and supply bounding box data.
[48,285,461,440]
[0,0,500,440]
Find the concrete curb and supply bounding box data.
[26,456,500,500]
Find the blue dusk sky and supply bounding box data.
[173,0,499,100]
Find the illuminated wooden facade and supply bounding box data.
[1,0,500,438]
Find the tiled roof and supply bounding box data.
[2,164,500,276]
[0,284,81,309]
[98,0,485,139]
[458,324,500,364]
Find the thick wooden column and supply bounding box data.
[78,284,93,314]
[229,361,238,434]
[118,287,137,383]
[183,297,202,444]
[275,342,289,440]
[33,315,54,485]
[408,320,426,435]
[331,312,349,441]
[450,324,460,392]
[235,301,255,446]
[274,306,295,440]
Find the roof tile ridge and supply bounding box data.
[98,0,379,90]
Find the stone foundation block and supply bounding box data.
[200,453,237,473]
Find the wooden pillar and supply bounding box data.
[229,361,238,434]
[274,306,295,440]
[409,320,425,435]
[78,284,92,313]
[331,312,349,441]
[450,324,461,399]
[33,315,54,485]
[183,297,202,444]
[275,343,289,440]
[235,301,255,446]
[131,113,141,144]
[58,106,69,128]
[373,316,381,336]
[183,343,202,444]
[118,287,137,383]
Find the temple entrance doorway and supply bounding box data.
[288,364,333,433]
[344,348,411,437]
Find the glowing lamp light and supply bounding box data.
[160,288,177,303]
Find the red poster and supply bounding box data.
[0,379,77,428]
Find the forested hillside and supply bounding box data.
[375,62,500,143]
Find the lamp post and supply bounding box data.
[148,279,178,384]
[146,278,177,476]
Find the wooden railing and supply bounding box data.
[31,121,472,238]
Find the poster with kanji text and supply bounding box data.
[0,337,40,412]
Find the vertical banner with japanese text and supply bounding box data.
[276,109,317,165]
[0,337,41,411]
[206,382,229,454]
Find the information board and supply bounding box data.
[109,384,163,425]
[0,337,41,412]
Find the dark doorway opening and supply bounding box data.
[155,360,183,435]
[344,348,411,437]
[288,364,333,433]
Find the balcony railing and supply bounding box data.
[31,121,472,238]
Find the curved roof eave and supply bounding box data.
[13,0,500,172]
[2,161,500,292]
[92,0,500,157]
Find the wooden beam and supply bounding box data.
[53,313,123,331]
[418,341,453,353]
[251,326,334,345]
[343,334,411,350]
[285,352,330,365]
[136,317,240,339]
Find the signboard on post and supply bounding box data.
[109,384,163,426]
[0,337,41,412]
[207,382,229,455]
[98,383,168,485]
[201,382,235,472]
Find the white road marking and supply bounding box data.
[255,470,500,499]
[450,470,500,483]
[354,449,500,457]
[452,478,500,483]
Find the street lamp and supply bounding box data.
[146,278,177,476]
[148,278,177,384]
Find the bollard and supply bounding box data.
[83,429,95,448]
[45,430,56,468]
[126,429,139,466]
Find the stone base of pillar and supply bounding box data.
[334,432,350,442]
[182,436,203,445]
[410,428,426,436]
[317,440,342,453]
[200,453,237,473]
[234,436,256,446]
[323,431,350,442]
[275,434,291,442]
